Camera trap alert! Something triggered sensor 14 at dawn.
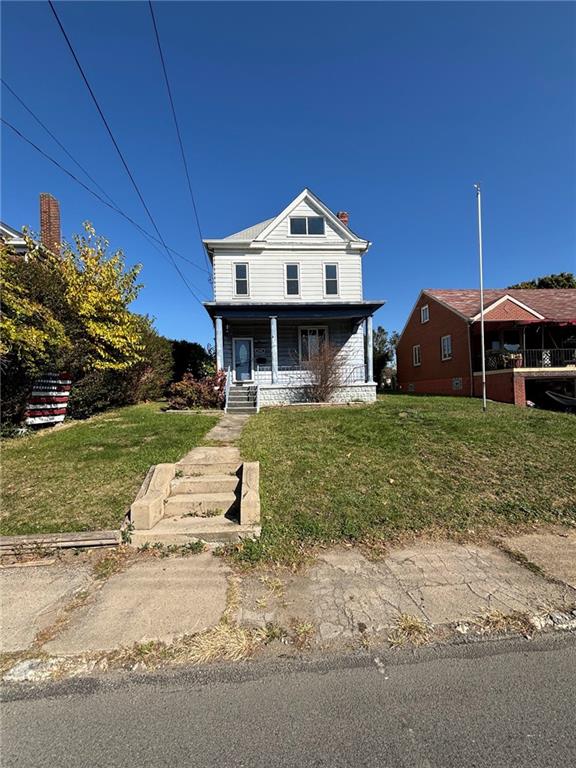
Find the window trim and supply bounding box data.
[323,262,339,298]
[233,262,250,297]
[420,305,429,323]
[288,216,326,237]
[298,326,329,363]
[284,262,301,298]
[441,334,453,361]
[412,344,421,367]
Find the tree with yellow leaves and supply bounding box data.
[1,222,145,425]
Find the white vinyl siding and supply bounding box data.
[213,249,362,302]
[412,344,421,366]
[441,334,452,360]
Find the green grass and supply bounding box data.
[238,395,576,563]
[0,403,218,536]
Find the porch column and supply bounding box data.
[270,315,279,384]
[215,316,224,371]
[366,315,374,383]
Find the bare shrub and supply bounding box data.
[303,342,346,402]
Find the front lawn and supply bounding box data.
[240,396,576,562]
[0,404,218,536]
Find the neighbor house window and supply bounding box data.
[420,305,429,323]
[290,216,325,235]
[441,335,452,360]
[285,263,300,296]
[412,344,421,366]
[234,263,249,296]
[324,264,339,295]
[299,327,327,362]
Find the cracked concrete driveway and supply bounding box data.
[237,542,576,644]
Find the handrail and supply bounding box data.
[224,366,232,413]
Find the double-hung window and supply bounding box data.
[441,335,452,361]
[290,216,325,235]
[324,264,339,296]
[420,305,429,323]
[285,264,300,296]
[299,327,327,362]
[234,263,249,296]
[412,344,421,367]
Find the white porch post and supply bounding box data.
[270,316,279,384]
[366,315,374,383]
[215,316,224,371]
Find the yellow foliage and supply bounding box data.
[0,222,144,375]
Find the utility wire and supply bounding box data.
[148,0,211,273]
[2,77,116,209]
[1,116,209,275]
[47,0,206,305]
[1,77,207,273]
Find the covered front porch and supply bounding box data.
[204,302,383,405]
[471,320,576,371]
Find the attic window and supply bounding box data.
[290,216,325,236]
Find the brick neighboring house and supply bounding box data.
[396,289,576,407]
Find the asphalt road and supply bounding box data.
[2,634,575,768]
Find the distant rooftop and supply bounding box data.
[426,288,576,323]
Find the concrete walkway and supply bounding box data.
[204,413,251,444]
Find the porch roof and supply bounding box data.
[203,300,385,321]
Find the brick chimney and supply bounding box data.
[39,193,61,254]
[336,211,349,227]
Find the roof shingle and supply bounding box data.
[425,288,576,323]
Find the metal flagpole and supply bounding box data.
[474,183,487,412]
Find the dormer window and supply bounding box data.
[290,216,325,236]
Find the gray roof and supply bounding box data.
[220,218,275,242]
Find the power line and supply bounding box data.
[1,116,209,275]
[148,0,211,273]
[47,0,206,306]
[2,77,116,209]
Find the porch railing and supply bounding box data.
[483,348,576,371]
[224,366,232,412]
[255,364,367,386]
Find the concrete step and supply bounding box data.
[131,515,261,545]
[226,408,256,415]
[176,461,241,476]
[170,474,239,495]
[164,492,238,517]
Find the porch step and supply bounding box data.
[164,492,238,518]
[170,474,240,495]
[227,406,256,414]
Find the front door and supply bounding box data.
[233,338,253,382]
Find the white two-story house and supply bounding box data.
[203,189,385,409]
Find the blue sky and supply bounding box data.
[2,1,575,345]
